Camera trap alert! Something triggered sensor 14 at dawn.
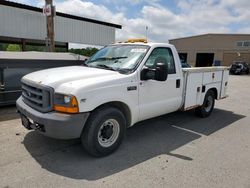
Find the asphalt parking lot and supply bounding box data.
[0,75,250,188]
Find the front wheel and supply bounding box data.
[81,107,126,157]
[195,90,215,118]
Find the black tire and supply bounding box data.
[81,107,126,157]
[195,90,215,118]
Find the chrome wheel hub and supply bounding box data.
[98,119,120,147]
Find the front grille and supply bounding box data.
[21,80,54,113]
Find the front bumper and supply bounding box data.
[16,97,89,139]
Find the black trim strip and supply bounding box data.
[1,1,122,29]
[0,36,68,48]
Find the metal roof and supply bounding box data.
[169,33,250,41]
[0,1,122,29]
[0,1,122,45]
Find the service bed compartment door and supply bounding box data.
[220,70,229,98]
[184,72,203,110]
[203,71,222,85]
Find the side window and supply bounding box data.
[145,47,176,74]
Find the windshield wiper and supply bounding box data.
[89,57,109,63]
[117,68,132,74]
[111,56,128,60]
[95,64,116,71]
[113,57,128,63]
[89,56,127,63]
[82,61,88,66]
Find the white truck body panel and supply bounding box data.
[136,43,184,121]
[23,66,140,125]
[183,72,203,110]
[138,74,183,121]
[182,67,229,110]
[23,66,124,90]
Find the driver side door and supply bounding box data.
[138,47,182,121]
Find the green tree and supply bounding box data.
[25,45,45,52]
[0,43,8,51]
[6,44,21,51]
[69,47,99,57]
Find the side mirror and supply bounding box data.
[141,62,168,81]
[155,62,168,81]
[141,67,155,80]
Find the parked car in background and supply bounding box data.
[230,61,249,75]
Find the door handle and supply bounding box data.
[176,79,180,88]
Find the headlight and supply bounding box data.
[54,93,79,114]
[64,95,71,103]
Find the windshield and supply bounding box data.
[85,45,149,73]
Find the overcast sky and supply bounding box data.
[12,0,250,43]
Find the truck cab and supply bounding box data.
[16,40,229,157]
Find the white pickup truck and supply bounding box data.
[16,41,229,157]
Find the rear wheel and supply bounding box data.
[81,107,126,157]
[195,90,215,118]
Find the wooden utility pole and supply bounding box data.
[45,0,55,52]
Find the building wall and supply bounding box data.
[223,53,250,66]
[169,34,250,66]
[0,4,117,46]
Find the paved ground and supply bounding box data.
[0,75,250,188]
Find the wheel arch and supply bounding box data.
[208,87,218,99]
[92,101,132,127]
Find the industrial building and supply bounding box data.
[169,34,250,67]
[0,1,122,50]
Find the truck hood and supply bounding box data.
[22,66,123,88]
